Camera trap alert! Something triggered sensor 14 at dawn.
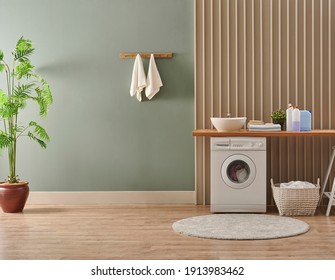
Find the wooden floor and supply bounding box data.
[1,204,335,260]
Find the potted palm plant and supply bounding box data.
[0,37,53,213]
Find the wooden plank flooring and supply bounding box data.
[0,204,335,260]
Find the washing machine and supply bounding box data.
[210,137,267,213]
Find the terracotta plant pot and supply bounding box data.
[0,181,29,213]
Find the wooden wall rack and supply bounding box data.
[119,52,173,59]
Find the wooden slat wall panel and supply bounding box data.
[195,0,335,205]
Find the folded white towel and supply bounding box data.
[130,54,146,102]
[248,124,281,129]
[248,124,281,131]
[249,128,281,132]
[280,181,316,189]
[145,54,163,100]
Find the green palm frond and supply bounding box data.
[15,60,34,79]
[15,125,25,133]
[14,83,35,98]
[0,89,8,107]
[0,63,4,72]
[13,98,27,110]
[34,81,53,117]
[12,37,35,62]
[27,131,47,149]
[0,102,18,119]
[29,121,50,142]
[0,50,3,61]
[0,133,13,149]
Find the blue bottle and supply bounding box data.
[300,110,311,131]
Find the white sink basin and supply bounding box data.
[211,117,247,132]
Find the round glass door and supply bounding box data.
[221,154,256,189]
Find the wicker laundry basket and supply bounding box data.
[271,179,320,216]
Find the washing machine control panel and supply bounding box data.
[251,142,265,148]
[212,137,266,151]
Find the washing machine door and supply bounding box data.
[221,154,256,189]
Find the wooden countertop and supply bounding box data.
[192,129,335,137]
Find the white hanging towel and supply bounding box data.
[130,54,146,102]
[145,54,163,100]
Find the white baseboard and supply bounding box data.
[26,191,196,205]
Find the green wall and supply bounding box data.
[0,0,194,191]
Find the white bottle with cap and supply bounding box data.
[286,103,293,131]
[292,106,300,131]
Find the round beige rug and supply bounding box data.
[172,214,310,240]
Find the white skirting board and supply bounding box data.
[26,191,196,205]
